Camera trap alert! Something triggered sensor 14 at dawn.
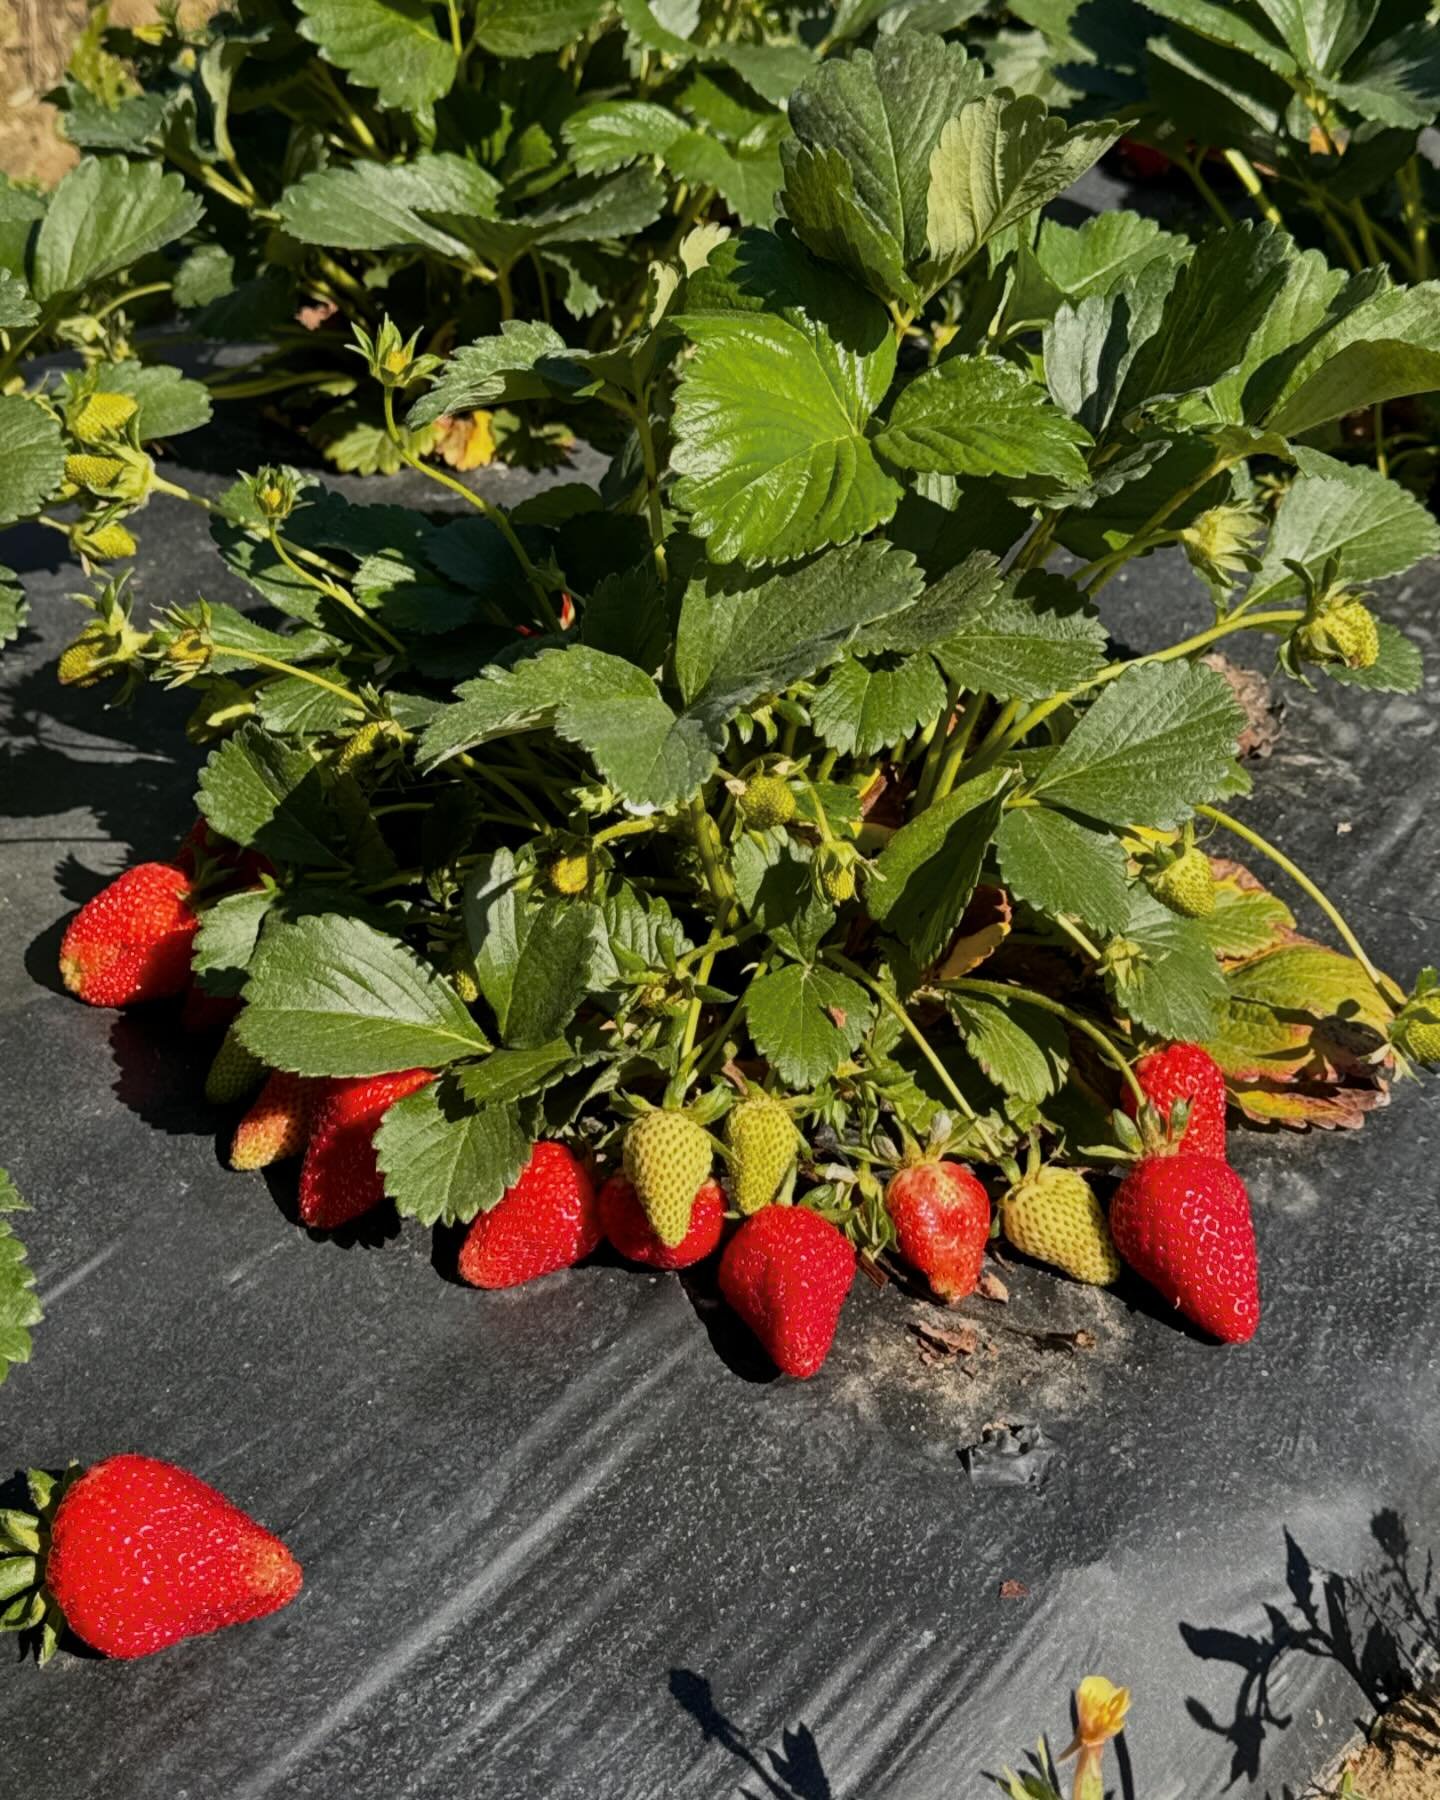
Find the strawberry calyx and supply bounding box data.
[0,1464,81,1665]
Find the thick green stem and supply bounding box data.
[1222,149,1284,227]
[942,976,1147,1110]
[1196,805,1404,1010]
[220,648,365,710]
[1398,157,1431,281]
[267,525,405,654]
[823,950,1002,1159]
[631,398,667,580]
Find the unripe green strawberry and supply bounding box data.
[1397,1015,1440,1064]
[739,774,797,829]
[546,850,594,897]
[725,1094,798,1214]
[65,453,128,491]
[1148,846,1215,919]
[57,626,111,688]
[446,943,480,1004]
[333,719,404,777]
[1297,601,1380,670]
[204,1027,266,1105]
[622,1110,712,1248]
[1001,1166,1120,1286]
[70,391,138,443]
[815,843,856,905]
[74,521,137,561]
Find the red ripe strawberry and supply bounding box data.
[180,980,243,1036]
[43,1455,302,1659]
[598,1174,725,1270]
[458,1142,601,1289]
[1124,1042,1229,1159]
[884,1159,991,1301]
[1117,136,1172,178]
[1110,1153,1259,1344]
[298,1069,433,1229]
[230,1072,319,1170]
[718,1205,856,1379]
[59,863,198,1007]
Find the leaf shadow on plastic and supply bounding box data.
[1180,1510,1440,1788]
[669,1668,834,1799]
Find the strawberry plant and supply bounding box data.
[34,32,1440,1379]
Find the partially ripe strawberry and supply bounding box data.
[623,1110,713,1247]
[230,1072,317,1171]
[719,1205,856,1378]
[1110,1153,1259,1344]
[1124,1042,1229,1159]
[884,1159,990,1302]
[459,1142,601,1288]
[598,1174,725,1269]
[298,1070,433,1229]
[42,1455,301,1659]
[59,863,198,1007]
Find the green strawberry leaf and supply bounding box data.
[197,723,349,866]
[239,914,491,1076]
[1322,619,1424,694]
[473,0,606,55]
[671,309,901,564]
[0,397,65,527]
[745,962,874,1086]
[1044,256,1177,435]
[462,850,605,1047]
[1104,892,1229,1042]
[452,1041,579,1108]
[810,653,947,757]
[375,1082,531,1227]
[1262,280,1440,437]
[562,99,686,175]
[874,353,1090,482]
[947,993,1069,1103]
[931,569,1108,700]
[31,156,202,303]
[409,320,595,427]
[1025,661,1244,829]
[780,33,987,307]
[993,803,1133,934]
[1247,452,1440,606]
[294,0,457,112]
[277,156,500,258]
[1329,21,1440,130]
[0,268,36,329]
[1119,221,1294,410]
[925,93,1118,289]
[0,1168,41,1389]
[191,886,275,997]
[867,768,1011,964]
[0,567,27,648]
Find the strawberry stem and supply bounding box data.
[1197,805,1406,1011]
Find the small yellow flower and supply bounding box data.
[1072,1676,1131,1748]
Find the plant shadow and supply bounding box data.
[670,1668,832,1799]
[1181,1509,1440,1796]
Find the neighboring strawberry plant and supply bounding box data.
[35,34,1440,1378]
[0,156,214,621]
[0,1168,41,1390]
